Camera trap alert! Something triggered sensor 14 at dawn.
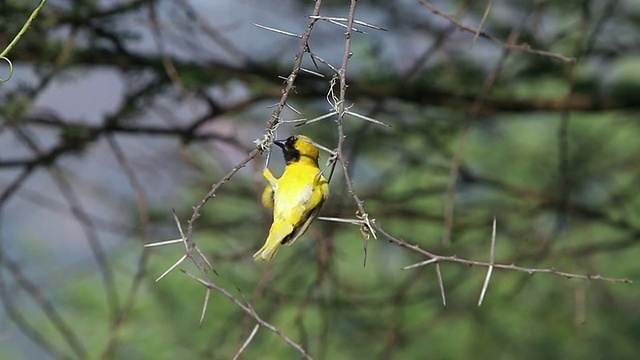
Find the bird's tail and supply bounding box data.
[254,222,293,261]
[253,243,280,261]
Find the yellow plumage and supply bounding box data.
[254,135,329,261]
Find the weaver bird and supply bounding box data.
[254,135,329,261]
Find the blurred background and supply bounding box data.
[1,0,639,359]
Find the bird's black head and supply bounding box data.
[274,136,300,164]
[274,135,319,165]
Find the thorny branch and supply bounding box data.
[419,0,576,63]
[391,221,630,284]
[182,270,314,360]
[333,0,376,265]
[147,1,329,358]
[148,0,630,357]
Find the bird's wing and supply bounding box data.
[282,175,329,246]
[261,184,274,209]
[281,205,322,246]
[319,174,329,200]
[263,168,278,187]
[261,168,278,209]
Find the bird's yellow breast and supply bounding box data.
[273,162,325,220]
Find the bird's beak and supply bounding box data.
[274,139,287,149]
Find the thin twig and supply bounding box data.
[10,127,121,321]
[419,0,576,63]
[378,225,631,284]
[472,0,493,46]
[333,0,374,265]
[0,0,48,58]
[181,270,314,360]
[99,135,154,359]
[176,0,249,65]
[0,253,88,358]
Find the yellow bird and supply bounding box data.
[254,135,329,261]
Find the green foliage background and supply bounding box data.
[1,1,639,359]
